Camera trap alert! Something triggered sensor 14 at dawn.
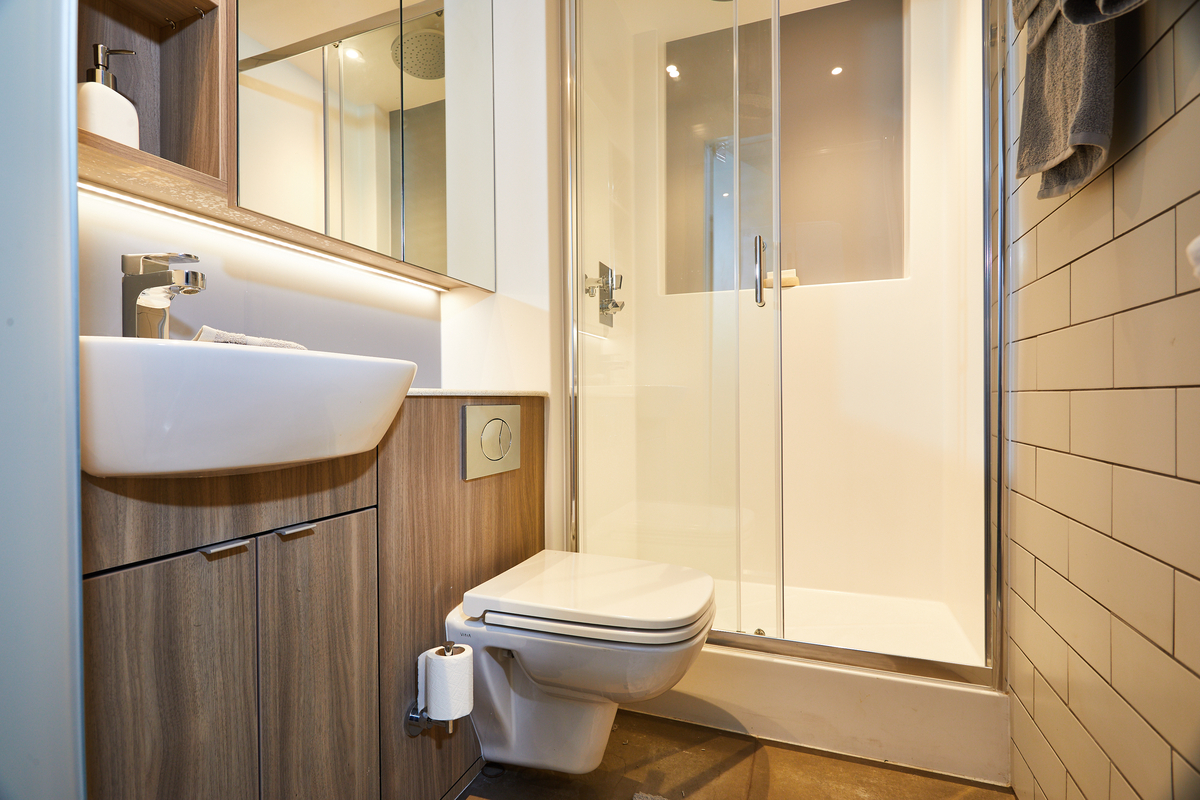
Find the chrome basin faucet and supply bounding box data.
[121,253,205,339]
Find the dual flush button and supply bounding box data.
[462,404,521,480]
[480,418,513,461]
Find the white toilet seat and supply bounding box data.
[463,549,716,630]
[481,596,716,645]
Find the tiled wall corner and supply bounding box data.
[1004,2,1200,798]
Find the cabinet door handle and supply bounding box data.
[274,523,316,539]
[199,539,250,555]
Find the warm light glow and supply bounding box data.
[666,64,680,78]
[831,66,843,75]
[344,47,364,61]
[76,182,448,293]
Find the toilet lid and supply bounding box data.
[482,598,715,645]
[463,550,715,631]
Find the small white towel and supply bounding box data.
[192,325,307,350]
[1188,234,1200,281]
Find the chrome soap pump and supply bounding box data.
[78,44,139,149]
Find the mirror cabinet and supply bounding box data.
[77,0,496,291]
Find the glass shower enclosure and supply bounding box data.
[568,0,1003,683]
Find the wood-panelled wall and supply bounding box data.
[378,395,545,800]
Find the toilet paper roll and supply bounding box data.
[417,644,473,721]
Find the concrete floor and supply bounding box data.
[459,711,1014,800]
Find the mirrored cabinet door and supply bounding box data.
[237,0,496,290]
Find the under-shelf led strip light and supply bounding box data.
[77,181,449,293]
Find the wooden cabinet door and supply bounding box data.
[83,542,258,800]
[258,509,380,800]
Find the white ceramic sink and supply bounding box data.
[80,336,417,478]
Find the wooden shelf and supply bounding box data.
[119,0,216,25]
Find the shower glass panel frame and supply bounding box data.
[563,0,1006,690]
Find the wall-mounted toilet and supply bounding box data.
[445,549,715,774]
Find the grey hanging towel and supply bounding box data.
[1015,0,1113,198]
[1062,0,1148,24]
[1015,0,1148,199]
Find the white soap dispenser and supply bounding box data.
[78,44,140,149]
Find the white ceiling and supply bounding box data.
[241,0,446,113]
[341,13,446,113]
[606,0,847,42]
[240,0,429,53]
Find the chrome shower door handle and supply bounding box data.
[754,235,766,308]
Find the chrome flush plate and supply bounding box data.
[462,404,521,480]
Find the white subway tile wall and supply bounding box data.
[1176,571,1200,673]
[1013,441,1039,496]
[1113,93,1200,234]
[1069,210,1175,324]
[1014,743,1039,800]
[1035,563,1113,678]
[1036,172,1114,277]
[1016,391,1073,450]
[1005,2,1200,798]
[1110,768,1140,800]
[1034,672,1111,800]
[1013,640,1039,706]
[1036,319,1114,390]
[1176,3,1200,107]
[1177,194,1200,291]
[1111,34,1175,163]
[1034,449,1113,534]
[1012,542,1038,603]
[1175,752,1200,798]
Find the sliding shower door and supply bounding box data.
[734,0,988,669]
[573,0,745,609]
[734,0,783,640]
[571,0,992,677]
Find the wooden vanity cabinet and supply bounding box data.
[258,509,380,800]
[83,540,259,800]
[82,396,547,800]
[83,508,379,800]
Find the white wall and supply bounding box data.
[77,191,443,384]
[445,0,498,290]
[780,0,984,653]
[440,0,562,546]
[0,0,86,796]
[1004,1,1200,798]
[237,42,326,235]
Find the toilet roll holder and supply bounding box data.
[404,641,465,737]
